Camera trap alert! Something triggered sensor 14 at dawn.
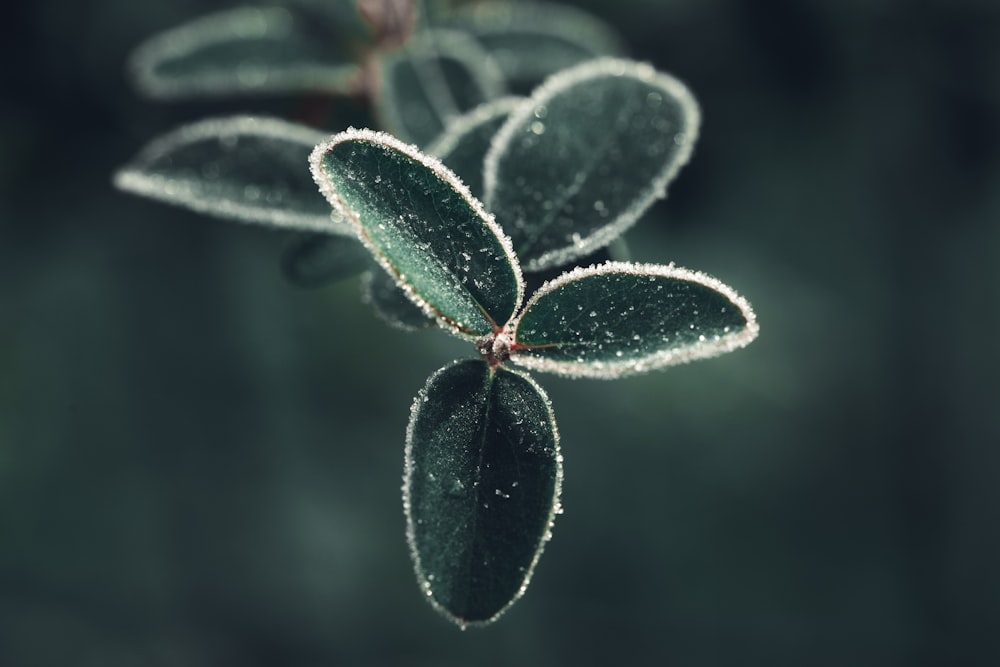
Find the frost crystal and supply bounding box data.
[508,262,759,379]
[483,57,701,271]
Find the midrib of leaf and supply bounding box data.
[397,157,502,331]
[332,183,469,333]
[452,366,497,617]
[514,90,642,259]
[349,156,495,336]
[515,281,622,349]
[494,374,531,533]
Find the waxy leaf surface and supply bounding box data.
[427,97,525,200]
[512,262,758,378]
[485,58,701,271]
[376,30,506,147]
[405,360,561,626]
[281,233,370,288]
[128,5,366,99]
[115,116,348,233]
[448,1,624,92]
[310,129,522,337]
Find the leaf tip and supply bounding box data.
[403,362,562,627]
[483,57,703,269]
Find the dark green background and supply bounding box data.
[2,0,999,665]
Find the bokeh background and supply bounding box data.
[3,0,999,665]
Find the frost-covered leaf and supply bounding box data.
[281,233,370,287]
[427,96,524,199]
[484,58,700,271]
[375,29,506,147]
[361,268,435,330]
[128,5,369,99]
[404,359,561,626]
[448,1,625,92]
[511,262,758,379]
[310,128,523,337]
[114,116,350,233]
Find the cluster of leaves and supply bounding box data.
[115,0,759,628]
[117,0,629,327]
[124,0,625,149]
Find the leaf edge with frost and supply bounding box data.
[483,57,701,272]
[114,115,351,234]
[403,359,563,627]
[309,127,525,338]
[426,96,527,160]
[128,6,363,99]
[509,261,759,379]
[426,96,526,200]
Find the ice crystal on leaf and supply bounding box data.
[114,3,629,309]
[112,3,750,631]
[309,70,758,623]
[310,127,524,338]
[484,58,701,271]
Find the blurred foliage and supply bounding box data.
[2,0,1000,665]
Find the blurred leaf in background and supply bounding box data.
[2,0,1000,665]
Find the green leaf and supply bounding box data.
[114,116,350,233]
[361,268,435,330]
[427,96,525,200]
[375,29,506,147]
[511,262,758,378]
[128,5,367,99]
[281,233,370,288]
[310,128,523,337]
[447,1,625,92]
[404,359,562,626]
[484,58,701,271]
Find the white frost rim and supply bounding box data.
[309,127,525,337]
[509,261,759,379]
[113,115,349,233]
[129,6,360,98]
[402,360,563,628]
[483,57,701,271]
[426,96,527,161]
